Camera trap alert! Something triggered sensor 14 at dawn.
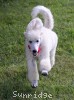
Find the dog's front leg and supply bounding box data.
[39,58,51,76]
[26,50,39,87]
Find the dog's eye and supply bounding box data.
[36,40,39,43]
[29,41,32,43]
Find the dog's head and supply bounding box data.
[25,30,42,57]
[24,18,43,57]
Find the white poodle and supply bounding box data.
[24,5,58,88]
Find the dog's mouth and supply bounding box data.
[32,48,41,57]
[33,53,38,57]
[28,45,41,57]
[32,51,38,57]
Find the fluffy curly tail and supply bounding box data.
[31,6,54,30]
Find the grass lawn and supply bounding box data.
[0,0,74,100]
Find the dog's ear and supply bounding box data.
[24,32,26,36]
[24,32,27,38]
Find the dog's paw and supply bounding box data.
[31,80,38,88]
[41,70,48,76]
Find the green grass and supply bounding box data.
[0,0,74,100]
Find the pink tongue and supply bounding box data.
[38,48,41,53]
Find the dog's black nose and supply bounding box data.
[33,50,37,53]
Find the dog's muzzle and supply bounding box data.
[28,45,41,57]
[32,50,38,56]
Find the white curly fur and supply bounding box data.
[31,5,54,30]
[24,5,58,87]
